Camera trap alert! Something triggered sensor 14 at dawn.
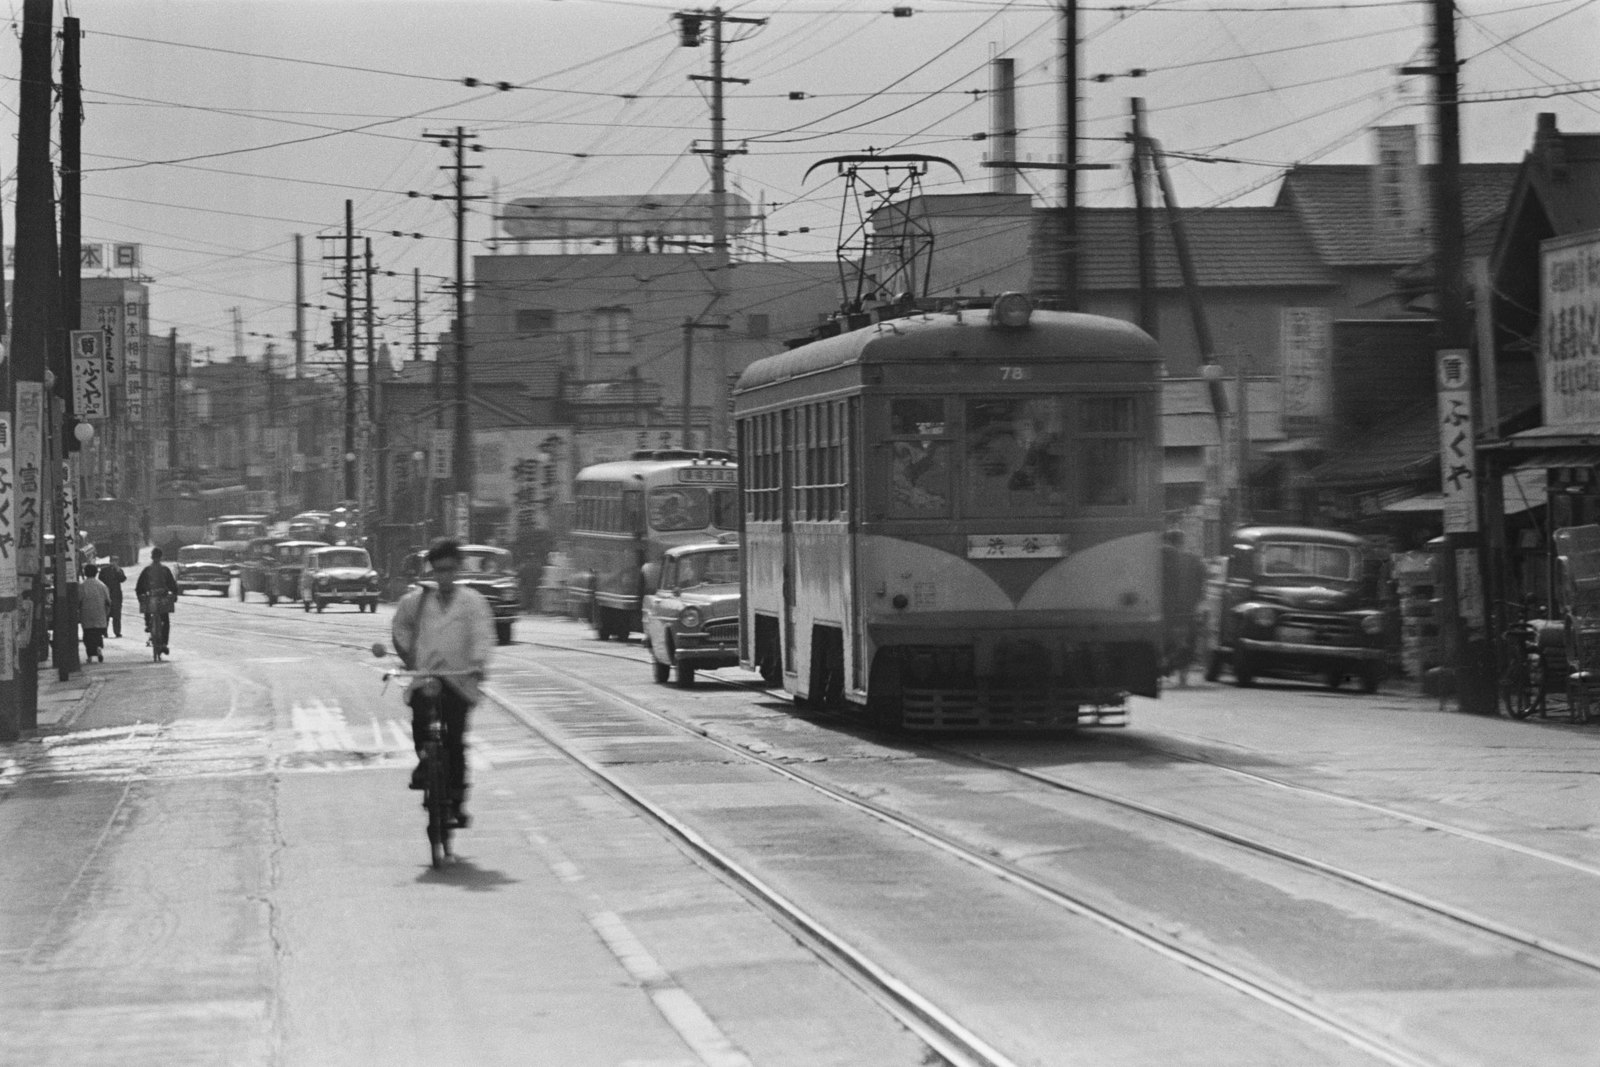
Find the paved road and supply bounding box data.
[3,589,1598,1066]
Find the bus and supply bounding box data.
[732,292,1165,729]
[564,449,738,640]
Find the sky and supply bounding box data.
[3,0,1598,366]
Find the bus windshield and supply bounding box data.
[648,487,737,532]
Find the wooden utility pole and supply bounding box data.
[1130,99,1157,339]
[54,12,83,679]
[343,200,356,500]
[1060,0,1080,311]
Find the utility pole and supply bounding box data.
[294,234,306,378]
[343,201,356,501]
[1060,0,1080,311]
[364,238,377,525]
[677,7,763,450]
[420,128,485,537]
[8,0,59,731]
[54,11,83,680]
[168,328,180,473]
[1130,99,1158,339]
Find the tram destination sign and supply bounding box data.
[966,533,1067,559]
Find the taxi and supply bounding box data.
[642,535,740,686]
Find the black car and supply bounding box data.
[402,544,521,645]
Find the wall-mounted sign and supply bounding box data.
[1436,349,1477,534]
[1541,229,1600,427]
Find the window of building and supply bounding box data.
[516,309,555,335]
[593,307,631,357]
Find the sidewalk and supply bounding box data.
[33,627,154,731]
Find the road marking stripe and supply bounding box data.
[588,911,753,1067]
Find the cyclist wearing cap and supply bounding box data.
[392,538,495,828]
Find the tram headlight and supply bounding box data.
[989,291,1033,328]
[679,607,703,631]
[1360,612,1385,635]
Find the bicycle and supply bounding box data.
[139,591,176,663]
[1496,599,1548,720]
[372,643,472,869]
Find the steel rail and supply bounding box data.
[493,655,1446,1067]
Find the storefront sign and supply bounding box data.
[71,330,107,419]
[15,384,43,578]
[0,413,11,684]
[1540,229,1600,426]
[1281,307,1332,421]
[1436,350,1478,533]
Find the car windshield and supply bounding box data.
[459,550,510,574]
[675,548,739,588]
[1257,541,1359,582]
[317,549,370,569]
[276,544,314,564]
[178,546,230,564]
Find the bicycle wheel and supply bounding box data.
[1498,641,1538,720]
[424,745,451,868]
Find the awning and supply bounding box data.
[1382,471,1546,515]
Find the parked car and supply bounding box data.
[299,545,380,612]
[400,544,521,644]
[642,537,741,686]
[1204,525,1389,692]
[237,536,287,601]
[173,543,234,596]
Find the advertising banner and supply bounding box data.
[430,429,453,480]
[71,330,107,419]
[0,413,11,684]
[125,298,145,422]
[59,478,79,585]
[1541,229,1600,427]
[94,302,123,381]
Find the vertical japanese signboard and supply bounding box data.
[71,330,107,418]
[1280,307,1332,424]
[1540,229,1600,427]
[0,413,15,682]
[16,383,43,579]
[1436,349,1478,533]
[430,429,453,480]
[59,478,79,585]
[95,302,122,381]
[125,297,145,421]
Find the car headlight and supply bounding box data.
[679,607,703,630]
[1244,604,1278,628]
[1360,613,1384,635]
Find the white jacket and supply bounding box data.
[391,583,495,704]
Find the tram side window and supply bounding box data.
[887,398,951,518]
[1078,396,1139,508]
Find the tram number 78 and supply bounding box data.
[1000,365,1030,381]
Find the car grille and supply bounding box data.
[705,619,738,643]
[1275,612,1360,644]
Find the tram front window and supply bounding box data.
[965,397,1069,514]
[887,398,952,518]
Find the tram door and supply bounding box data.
[781,408,799,674]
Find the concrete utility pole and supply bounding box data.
[677,7,763,450]
[421,128,485,534]
[1130,99,1158,339]
[1060,0,1080,311]
[294,234,306,378]
[343,201,357,500]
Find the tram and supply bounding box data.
[564,449,738,640]
[732,292,1164,729]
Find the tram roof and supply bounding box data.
[575,454,737,482]
[734,308,1159,394]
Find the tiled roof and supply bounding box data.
[1037,207,1334,292]
[1277,163,1520,267]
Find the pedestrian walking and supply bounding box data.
[79,563,112,663]
[99,555,128,637]
[1162,528,1209,687]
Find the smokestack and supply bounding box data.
[990,57,1017,195]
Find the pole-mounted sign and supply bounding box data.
[0,412,16,683]
[71,329,107,419]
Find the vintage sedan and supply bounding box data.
[255,539,325,606]
[401,544,521,644]
[173,544,234,596]
[642,538,741,686]
[299,545,380,613]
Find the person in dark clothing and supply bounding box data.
[135,547,180,644]
[1162,529,1209,686]
[99,556,128,637]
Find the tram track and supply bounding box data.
[490,653,1448,1067]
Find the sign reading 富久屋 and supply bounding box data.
[1541,229,1600,427]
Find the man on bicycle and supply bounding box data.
[392,538,495,828]
[134,547,179,648]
